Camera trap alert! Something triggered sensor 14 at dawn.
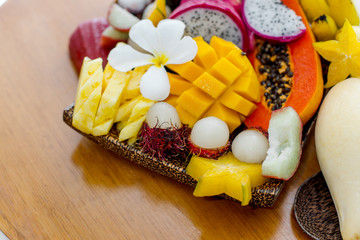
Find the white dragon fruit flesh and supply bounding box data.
[241,0,306,42]
[169,0,249,51]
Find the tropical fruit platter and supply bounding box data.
[64,1,360,235]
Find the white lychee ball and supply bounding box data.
[231,129,269,164]
[146,102,181,129]
[190,117,229,149]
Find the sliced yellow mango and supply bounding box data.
[193,36,219,70]
[193,72,227,98]
[210,36,239,58]
[168,72,193,96]
[208,57,242,85]
[167,61,204,82]
[177,88,214,118]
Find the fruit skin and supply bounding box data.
[241,0,306,42]
[327,0,359,28]
[315,78,360,240]
[100,26,129,48]
[261,107,302,180]
[299,0,331,22]
[244,0,323,131]
[311,14,338,41]
[169,0,249,51]
[69,18,110,74]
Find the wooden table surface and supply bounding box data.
[0,0,322,239]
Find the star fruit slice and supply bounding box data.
[313,19,360,88]
[186,152,268,205]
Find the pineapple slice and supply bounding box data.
[72,57,103,134]
[92,65,131,136]
[114,95,142,122]
[122,65,149,100]
[118,98,154,143]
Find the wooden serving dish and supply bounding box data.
[63,104,316,207]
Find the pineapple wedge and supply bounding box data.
[92,65,131,136]
[72,57,103,134]
[114,95,142,123]
[118,98,154,142]
[122,65,149,100]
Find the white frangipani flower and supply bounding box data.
[108,19,198,101]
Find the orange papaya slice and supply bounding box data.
[244,0,323,131]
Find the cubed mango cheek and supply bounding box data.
[193,72,227,98]
[210,36,239,58]
[193,37,219,70]
[226,49,252,71]
[168,72,193,96]
[204,102,242,132]
[220,91,257,116]
[177,88,214,118]
[164,94,178,107]
[167,61,204,82]
[176,106,198,127]
[231,70,261,102]
[208,58,242,85]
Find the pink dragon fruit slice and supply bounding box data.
[169,0,249,51]
[241,0,306,42]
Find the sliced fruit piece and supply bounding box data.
[146,0,167,26]
[241,0,306,42]
[168,72,193,96]
[72,58,104,134]
[123,65,149,100]
[69,18,110,74]
[210,35,239,58]
[118,98,154,142]
[107,3,140,32]
[100,26,129,48]
[313,20,360,88]
[176,88,214,118]
[186,153,268,205]
[245,0,323,130]
[167,61,205,83]
[92,68,131,136]
[170,36,260,131]
[169,0,249,50]
[193,36,219,70]
[114,95,142,122]
[193,168,251,205]
[262,107,302,180]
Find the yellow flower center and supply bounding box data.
[152,54,168,67]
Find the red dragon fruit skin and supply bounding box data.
[240,0,306,43]
[69,18,111,74]
[169,0,249,51]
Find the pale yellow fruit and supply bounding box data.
[315,78,360,240]
[92,67,131,136]
[118,98,154,142]
[114,95,142,122]
[122,65,149,100]
[72,57,103,134]
[119,116,146,142]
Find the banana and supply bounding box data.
[327,0,359,27]
[311,14,338,41]
[299,0,331,22]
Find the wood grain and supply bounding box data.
[0,0,321,239]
